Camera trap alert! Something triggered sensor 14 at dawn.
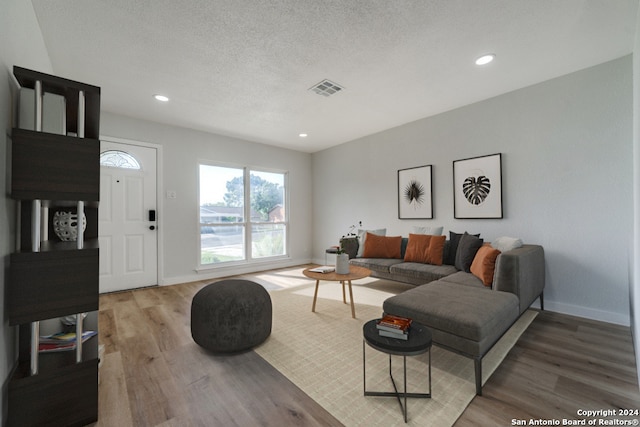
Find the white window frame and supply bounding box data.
[198,162,289,269]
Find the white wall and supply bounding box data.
[100,113,313,285]
[312,56,633,326]
[0,1,54,424]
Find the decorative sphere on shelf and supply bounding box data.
[53,211,87,241]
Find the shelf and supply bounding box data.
[8,357,98,427]
[38,239,100,252]
[14,333,98,379]
[13,65,101,139]
[8,248,99,325]
[39,200,100,209]
[11,128,100,201]
[8,65,101,427]
[17,202,98,250]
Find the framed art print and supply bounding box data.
[453,153,502,219]
[398,165,433,219]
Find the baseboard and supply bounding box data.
[544,300,630,326]
[161,258,312,286]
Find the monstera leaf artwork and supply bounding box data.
[463,175,491,205]
[453,154,502,219]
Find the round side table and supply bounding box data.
[303,266,371,318]
[363,318,432,423]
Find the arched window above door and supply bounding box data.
[99,150,141,170]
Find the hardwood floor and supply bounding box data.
[94,268,640,426]
[95,277,342,427]
[455,310,640,426]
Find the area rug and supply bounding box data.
[253,276,537,427]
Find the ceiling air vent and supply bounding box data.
[309,79,344,97]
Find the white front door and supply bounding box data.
[99,140,158,293]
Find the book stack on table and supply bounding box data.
[376,314,412,340]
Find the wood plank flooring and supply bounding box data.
[95,277,342,427]
[455,310,640,426]
[94,267,640,426]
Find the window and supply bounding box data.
[99,150,141,169]
[199,164,287,266]
[250,170,286,259]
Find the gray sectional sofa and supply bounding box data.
[349,237,545,395]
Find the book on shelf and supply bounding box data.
[309,266,335,273]
[379,329,408,340]
[376,314,412,334]
[38,330,97,353]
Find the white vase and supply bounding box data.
[336,253,350,274]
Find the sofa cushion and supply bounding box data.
[410,225,444,236]
[340,236,359,259]
[455,233,484,272]
[403,234,446,265]
[389,262,457,283]
[383,281,519,349]
[445,231,481,265]
[470,245,501,286]
[401,238,409,258]
[356,228,386,257]
[362,233,402,258]
[350,257,404,273]
[437,271,486,288]
[492,236,523,253]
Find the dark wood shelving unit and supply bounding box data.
[8,358,98,427]
[7,66,101,427]
[12,65,101,139]
[8,248,99,325]
[11,128,100,201]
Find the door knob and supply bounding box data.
[149,225,156,230]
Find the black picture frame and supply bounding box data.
[398,165,433,219]
[453,153,503,219]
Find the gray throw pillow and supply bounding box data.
[446,231,480,265]
[454,233,484,272]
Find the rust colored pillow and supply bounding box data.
[470,244,501,286]
[403,234,446,265]
[362,233,402,258]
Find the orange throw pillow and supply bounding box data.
[362,233,402,258]
[403,234,446,265]
[470,244,501,286]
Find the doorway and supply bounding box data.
[99,139,158,293]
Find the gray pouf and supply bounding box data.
[191,279,272,353]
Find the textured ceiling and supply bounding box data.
[31,0,638,153]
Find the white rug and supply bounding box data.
[253,276,537,427]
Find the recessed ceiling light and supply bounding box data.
[153,94,169,102]
[299,133,308,138]
[475,54,495,66]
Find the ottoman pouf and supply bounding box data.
[191,279,272,352]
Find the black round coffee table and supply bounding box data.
[363,318,432,423]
